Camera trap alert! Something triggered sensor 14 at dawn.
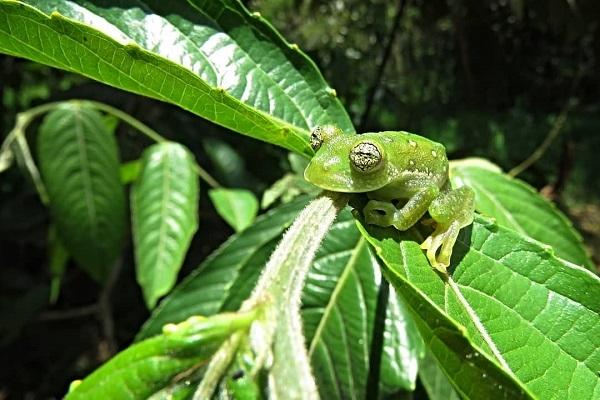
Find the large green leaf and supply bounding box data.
[65,311,256,400]
[132,142,199,309]
[0,0,354,156]
[38,103,125,281]
[303,214,421,398]
[358,215,600,399]
[139,198,421,397]
[451,159,594,270]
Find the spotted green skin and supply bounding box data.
[304,130,475,272]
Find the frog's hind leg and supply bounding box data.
[420,185,474,272]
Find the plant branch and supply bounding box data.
[39,304,99,321]
[359,0,407,131]
[508,100,574,177]
[83,100,166,144]
[84,100,221,188]
[97,257,123,358]
[195,191,349,399]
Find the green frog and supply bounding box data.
[304,126,474,273]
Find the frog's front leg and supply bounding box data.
[364,185,439,230]
[420,186,474,273]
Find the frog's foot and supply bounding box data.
[420,220,460,273]
[363,200,397,227]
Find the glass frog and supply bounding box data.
[304,126,474,273]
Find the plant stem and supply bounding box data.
[195,191,349,399]
[82,100,166,143]
[508,100,573,177]
[83,100,221,188]
[193,164,221,189]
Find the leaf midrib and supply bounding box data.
[73,106,99,248]
[455,234,599,316]
[308,237,368,400]
[445,278,515,375]
[457,283,599,375]
[154,146,172,291]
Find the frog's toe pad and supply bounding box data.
[420,235,448,273]
[420,221,460,273]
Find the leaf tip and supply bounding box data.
[68,379,82,393]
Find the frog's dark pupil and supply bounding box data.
[310,129,324,151]
[350,142,381,171]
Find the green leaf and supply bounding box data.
[0,0,354,156]
[208,188,259,233]
[120,159,141,184]
[303,213,421,398]
[358,214,600,399]
[450,159,594,270]
[65,311,256,400]
[261,174,297,209]
[38,103,126,281]
[132,142,199,309]
[139,199,421,397]
[379,289,423,395]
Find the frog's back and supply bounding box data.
[366,131,447,173]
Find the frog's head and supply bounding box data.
[304,128,394,192]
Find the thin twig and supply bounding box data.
[97,258,123,357]
[509,40,588,177]
[39,304,99,321]
[85,100,221,188]
[83,100,166,144]
[193,164,221,189]
[508,100,574,177]
[358,0,407,132]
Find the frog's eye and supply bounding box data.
[349,142,382,172]
[310,125,343,151]
[310,127,325,151]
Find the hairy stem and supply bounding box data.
[195,191,349,399]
